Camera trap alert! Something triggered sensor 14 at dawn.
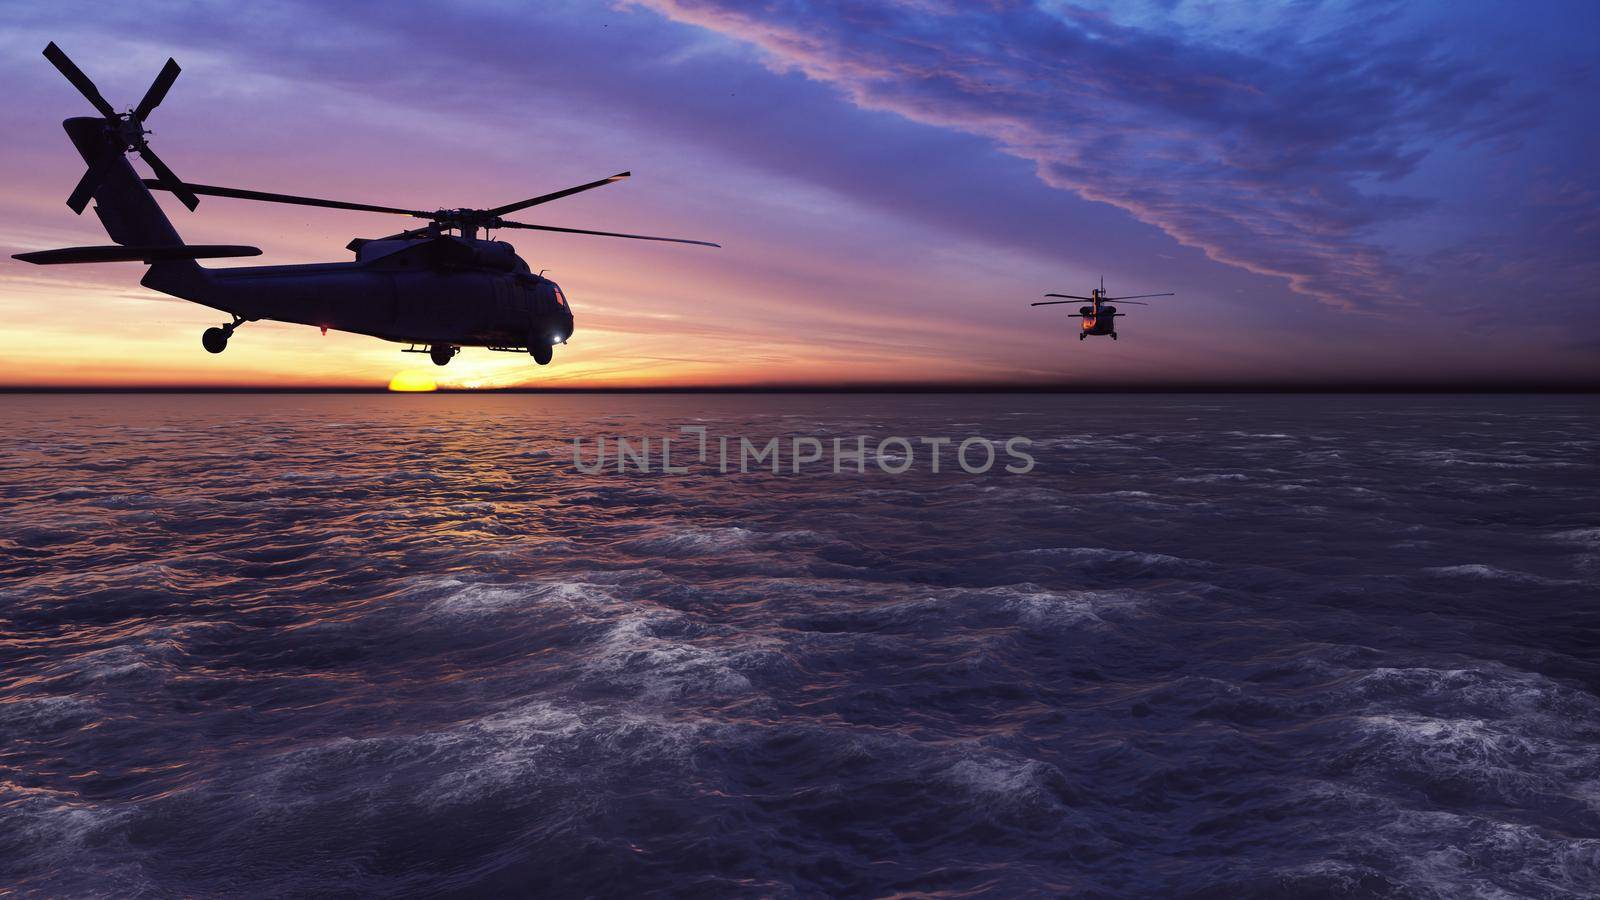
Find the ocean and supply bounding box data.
[1,393,1596,897]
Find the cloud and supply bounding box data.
[625,0,1545,310]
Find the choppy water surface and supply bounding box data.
[1,393,1597,897]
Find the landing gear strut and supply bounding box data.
[202,315,247,354]
[429,344,458,366]
[530,343,553,366]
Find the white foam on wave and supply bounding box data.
[424,702,703,808]
[1023,545,1210,575]
[0,695,97,731]
[1466,481,1532,495]
[241,698,709,816]
[55,639,181,685]
[412,576,624,618]
[1347,664,1600,722]
[1422,564,1575,586]
[940,754,1061,807]
[1346,712,1599,812]
[1553,527,1600,547]
[582,610,780,702]
[981,583,1146,630]
[619,526,756,556]
[0,782,141,890]
[1174,472,1250,484]
[1291,782,1600,898]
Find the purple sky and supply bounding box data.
[0,0,1595,387]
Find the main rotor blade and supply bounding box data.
[1044,293,1093,300]
[1103,293,1174,300]
[495,219,719,247]
[43,42,117,118]
[489,172,630,217]
[133,58,181,120]
[1108,300,1149,305]
[137,149,198,210]
[66,168,99,214]
[375,226,434,242]
[142,179,430,217]
[1031,300,1082,306]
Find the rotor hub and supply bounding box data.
[115,114,149,151]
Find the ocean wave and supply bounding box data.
[983,583,1148,630]
[1422,564,1576,586]
[617,526,757,556]
[411,576,625,618]
[1022,545,1213,577]
[1337,713,1599,813]
[582,611,786,702]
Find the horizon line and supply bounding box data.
[1,382,1597,395]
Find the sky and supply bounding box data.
[0,0,1595,389]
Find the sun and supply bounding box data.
[387,369,438,392]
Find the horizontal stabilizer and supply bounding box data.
[11,244,261,265]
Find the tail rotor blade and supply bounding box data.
[133,58,181,120]
[66,168,100,214]
[43,42,117,118]
[138,147,198,210]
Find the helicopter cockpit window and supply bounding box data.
[552,286,568,308]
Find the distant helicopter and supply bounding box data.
[1031,278,1174,341]
[11,43,719,368]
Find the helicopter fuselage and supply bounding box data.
[145,236,575,350]
[1077,303,1119,339]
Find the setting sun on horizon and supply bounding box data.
[386,369,438,392]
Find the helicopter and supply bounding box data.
[10,43,719,367]
[1030,277,1174,341]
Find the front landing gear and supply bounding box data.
[202,315,247,354]
[429,344,458,366]
[530,344,553,366]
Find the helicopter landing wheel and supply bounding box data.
[1111,333,1118,341]
[429,344,456,366]
[530,343,553,366]
[202,327,229,354]
[1078,333,1085,342]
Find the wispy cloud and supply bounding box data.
[627,0,1553,310]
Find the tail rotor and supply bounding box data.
[43,42,198,213]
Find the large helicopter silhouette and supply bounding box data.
[1031,278,1174,341]
[11,43,718,367]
